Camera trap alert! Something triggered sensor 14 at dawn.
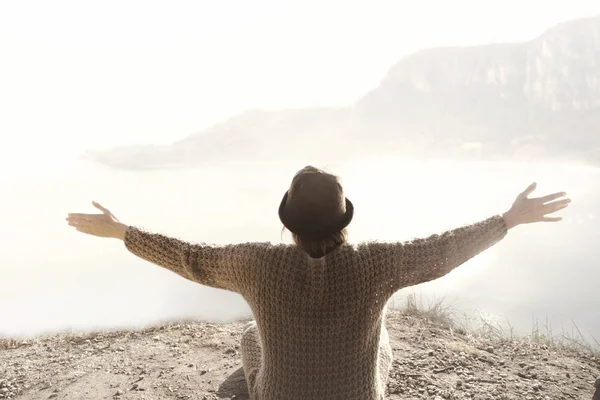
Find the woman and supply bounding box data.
[66,166,570,400]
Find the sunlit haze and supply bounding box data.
[1,0,599,168]
[1,1,599,345]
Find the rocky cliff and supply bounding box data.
[88,16,600,169]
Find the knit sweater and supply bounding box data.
[124,215,508,400]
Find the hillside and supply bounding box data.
[87,16,600,170]
[1,307,599,400]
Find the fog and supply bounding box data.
[1,157,598,344]
[2,1,600,354]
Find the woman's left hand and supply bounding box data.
[502,183,571,229]
[66,201,128,240]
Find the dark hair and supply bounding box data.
[283,227,349,258]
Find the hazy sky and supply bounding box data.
[1,2,599,337]
[1,0,599,175]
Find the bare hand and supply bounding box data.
[503,183,571,229]
[66,201,128,240]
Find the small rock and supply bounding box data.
[485,346,494,354]
[199,366,210,375]
[115,389,124,396]
[48,394,58,399]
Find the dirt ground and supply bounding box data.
[1,308,599,399]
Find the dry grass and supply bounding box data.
[390,293,459,328]
[0,338,28,350]
[3,294,597,357]
[389,293,599,355]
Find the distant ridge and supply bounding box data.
[88,16,600,169]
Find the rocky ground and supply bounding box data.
[1,308,599,400]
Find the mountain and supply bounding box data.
[88,16,600,169]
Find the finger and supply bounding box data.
[68,219,90,228]
[537,192,567,204]
[541,216,562,222]
[67,213,95,221]
[541,199,571,214]
[92,201,110,215]
[544,198,571,208]
[66,217,98,226]
[519,182,537,198]
[66,218,94,232]
[92,201,117,220]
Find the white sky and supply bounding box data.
[0,0,599,173]
[1,1,598,336]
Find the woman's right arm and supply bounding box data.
[370,215,508,292]
[122,226,267,292]
[67,201,267,293]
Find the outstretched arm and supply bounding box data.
[370,182,570,294]
[66,202,264,293]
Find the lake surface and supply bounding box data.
[1,156,598,346]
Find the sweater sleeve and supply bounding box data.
[123,226,264,293]
[369,215,508,294]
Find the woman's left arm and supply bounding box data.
[369,183,570,293]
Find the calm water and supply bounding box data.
[1,157,598,345]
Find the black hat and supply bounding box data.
[278,166,354,238]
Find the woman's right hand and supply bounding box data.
[66,201,129,240]
[502,183,571,229]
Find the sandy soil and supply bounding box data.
[1,309,599,399]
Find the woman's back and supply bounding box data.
[241,243,394,400]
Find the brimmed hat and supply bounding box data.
[278,166,354,238]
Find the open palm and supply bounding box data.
[66,201,127,239]
[503,183,571,229]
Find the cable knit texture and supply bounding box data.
[124,215,508,400]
